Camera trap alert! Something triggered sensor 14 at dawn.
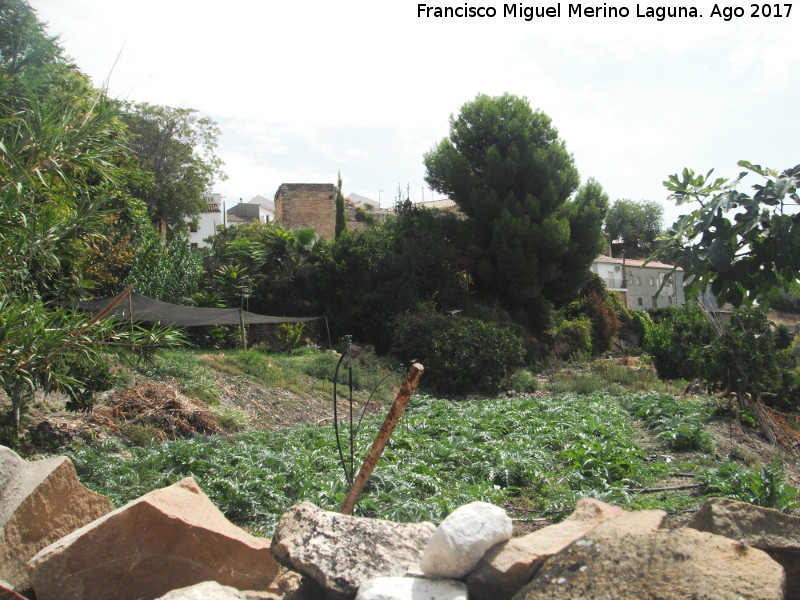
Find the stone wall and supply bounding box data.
[274,184,338,241]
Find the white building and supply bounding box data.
[188,193,226,248]
[592,255,685,310]
[188,194,278,248]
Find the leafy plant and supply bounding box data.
[621,392,714,452]
[549,316,592,360]
[394,309,526,396]
[662,161,800,307]
[275,323,305,351]
[643,305,713,381]
[699,456,798,511]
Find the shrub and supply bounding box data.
[707,307,795,407]
[568,275,621,356]
[549,316,592,360]
[394,309,526,396]
[511,369,539,394]
[643,305,713,381]
[275,323,305,351]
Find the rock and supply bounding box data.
[356,576,468,600]
[420,501,512,579]
[28,477,279,600]
[271,502,435,599]
[0,579,27,600]
[687,497,800,599]
[154,580,282,600]
[155,581,250,600]
[512,522,784,600]
[466,497,626,600]
[0,445,114,592]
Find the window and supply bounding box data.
[649,277,655,286]
[637,297,643,307]
[652,296,658,308]
[637,277,641,286]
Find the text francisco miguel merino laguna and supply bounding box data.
[418,3,706,21]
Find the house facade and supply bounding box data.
[188,193,226,248]
[592,255,685,310]
[227,195,275,224]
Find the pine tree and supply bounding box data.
[424,93,608,330]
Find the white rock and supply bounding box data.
[420,501,512,578]
[155,581,249,600]
[356,576,468,600]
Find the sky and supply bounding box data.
[31,0,800,227]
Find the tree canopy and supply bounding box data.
[423,93,608,329]
[122,102,226,232]
[604,198,664,258]
[0,1,183,436]
[662,161,800,307]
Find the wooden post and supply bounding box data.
[341,362,424,515]
[239,308,247,350]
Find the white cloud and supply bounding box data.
[30,0,800,221]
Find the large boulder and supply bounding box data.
[28,477,279,600]
[419,501,512,579]
[271,502,435,599]
[0,445,114,592]
[355,576,467,600]
[512,512,784,600]
[466,497,626,600]
[687,497,800,599]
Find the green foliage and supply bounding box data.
[643,305,713,381]
[604,198,664,258]
[590,360,661,392]
[203,221,322,316]
[0,12,186,438]
[706,307,794,405]
[549,316,592,361]
[121,102,226,231]
[621,392,714,452]
[394,309,526,395]
[316,203,467,352]
[644,305,797,408]
[565,274,621,356]
[699,457,798,511]
[67,393,651,531]
[126,230,202,303]
[145,350,220,405]
[424,93,608,331]
[335,171,346,239]
[662,161,800,307]
[275,323,305,351]
[511,369,539,393]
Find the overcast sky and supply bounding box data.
[31,0,800,226]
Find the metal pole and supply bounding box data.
[340,362,424,515]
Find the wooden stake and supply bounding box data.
[340,362,424,515]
